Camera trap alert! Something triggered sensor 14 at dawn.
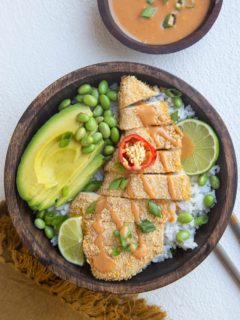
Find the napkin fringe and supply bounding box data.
[0,201,166,320]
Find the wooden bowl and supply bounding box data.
[4,62,237,294]
[98,0,223,54]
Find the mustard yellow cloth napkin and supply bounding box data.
[0,201,167,320]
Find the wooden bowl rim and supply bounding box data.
[97,0,223,54]
[4,61,237,293]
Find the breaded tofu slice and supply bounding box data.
[125,125,183,149]
[119,76,158,109]
[105,149,182,174]
[70,193,177,223]
[119,101,172,130]
[99,172,191,201]
[81,196,165,281]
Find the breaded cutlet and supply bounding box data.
[99,172,191,201]
[119,76,158,109]
[105,149,182,174]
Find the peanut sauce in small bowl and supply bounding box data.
[98,0,222,54]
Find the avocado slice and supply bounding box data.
[17,105,97,209]
[32,141,104,210]
[55,154,105,208]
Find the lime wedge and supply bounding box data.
[178,119,219,175]
[58,217,84,266]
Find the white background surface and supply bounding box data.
[0,1,239,319]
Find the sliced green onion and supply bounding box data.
[139,219,156,233]
[83,180,102,192]
[163,13,177,28]
[140,6,156,19]
[176,0,184,11]
[148,200,162,217]
[166,88,182,97]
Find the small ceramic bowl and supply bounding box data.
[98,0,223,54]
[4,62,237,294]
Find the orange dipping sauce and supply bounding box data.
[110,0,211,45]
[181,133,195,160]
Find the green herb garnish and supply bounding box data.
[112,247,121,257]
[140,6,156,19]
[86,201,97,214]
[139,219,156,233]
[109,177,128,190]
[171,111,179,123]
[83,180,102,192]
[166,88,182,98]
[147,0,155,4]
[148,200,162,218]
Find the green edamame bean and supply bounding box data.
[98,122,111,138]
[75,127,86,141]
[92,132,103,144]
[91,88,99,100]
[83,94,98,107]
[34,218,45,230]
[103,110,113,117]
[104,116,117,128]
[204,194,215,208]
[176,230,190,243]
[58,99,71,111]
[82,144,96,154]
[44,226,54,239]
[107,90,118,101]
[36,211,45,219]
[99,94,110,110]
[110,127,120,144]
[194,214,208,227]
[198,174,208,187]
[78,84,92,95]
[210,176,220,189]
[85,117,98,131]
[104,138,113,146]
[173,97,183,109]
[177,212,193,224]
[98,80,109,94]
[81,135,94,147]
[96,116,104,123]
[75,95,84,103]
[104,145,115,155]
[76,113,90,123]
[93,105,103,117]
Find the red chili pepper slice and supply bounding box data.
[118,134,157,171]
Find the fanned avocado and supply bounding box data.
[17,105,104,210]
